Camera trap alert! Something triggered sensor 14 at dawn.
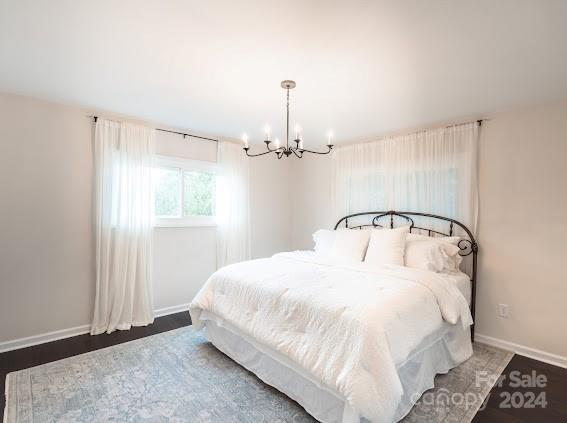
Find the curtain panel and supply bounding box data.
[332,122,479,234]
[91,119,155,335]
[216,141,251,268]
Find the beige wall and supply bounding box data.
[475,101,567,357]
[250,155,292,258]
[0,94,95,343]
[291,100,567,359]
[290,154,334,248]
[0,93,291,344]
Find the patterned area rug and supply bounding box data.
[401,342,513,422]
[4,327,513,423]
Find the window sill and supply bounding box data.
[153,217,217,228]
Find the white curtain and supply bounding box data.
[333,122,479,234]
[216,141,250,268]
[91,119,155,335]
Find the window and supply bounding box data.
[153,155,217,227]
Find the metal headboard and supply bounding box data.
[334,210,478,342]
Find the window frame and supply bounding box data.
[153,155,217,228]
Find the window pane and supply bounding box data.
[183,171,215,216]
[154,167,181,217]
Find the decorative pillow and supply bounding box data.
[329,228,371,262]
[405,233,462,273]
[312,229,336,255]
[364,226,410,266]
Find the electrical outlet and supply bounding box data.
[498,303,509,318]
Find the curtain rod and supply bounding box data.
[378,118,487,137]
[334,118,488,150]
[89,115,220,143]
[448,119,485,128]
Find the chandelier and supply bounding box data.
[242,80,334,159]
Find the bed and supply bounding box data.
[190,211,478,423]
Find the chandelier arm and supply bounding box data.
[244,145,332,158]
[290,148,303,158]
[243,148,278,157]
[265,143,284,153]
[243,144,286,157]
[296,145,334,155]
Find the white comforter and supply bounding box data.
[190,251,473,423]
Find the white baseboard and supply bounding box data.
[154,303,191,318]
[476,333,567,370]
[0,303,191,354]
[0,324,91,354]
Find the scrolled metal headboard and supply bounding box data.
[334,210,478,341]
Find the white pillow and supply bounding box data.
[406,233,460,245]
[364,226,410,266]
[405,233,462,273]
[312,229,336,255]
[329,229,371,262]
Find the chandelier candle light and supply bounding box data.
[242,80,334,159]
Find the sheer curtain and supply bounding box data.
[91,119,155,335]
[216,140,250,268]
[333,122,479,234]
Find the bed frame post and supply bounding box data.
[470,243,478,342]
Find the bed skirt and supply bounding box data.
[202,312,472,423]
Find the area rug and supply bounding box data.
[4,327,513,422]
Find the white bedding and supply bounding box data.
[190,251,473,423]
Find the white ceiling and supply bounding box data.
[1,0,566,145]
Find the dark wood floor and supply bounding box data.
[1,313,565,422]
[473,354,567,423]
